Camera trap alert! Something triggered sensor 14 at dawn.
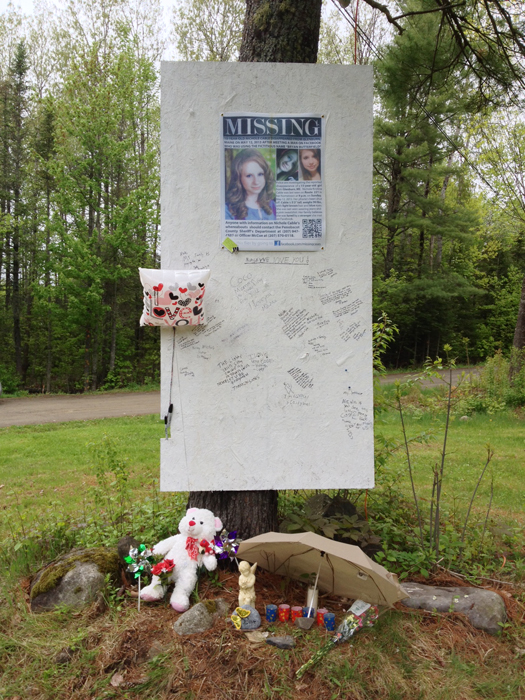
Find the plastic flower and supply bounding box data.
[151,558,175,586]
[296,605,379,679]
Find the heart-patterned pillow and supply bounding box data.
[139,268,211,327]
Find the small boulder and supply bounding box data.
[30,548,119,613]
[173,598,229,636]
[174,602,214,635]
[401,582,507,635]
[266,635,295,650]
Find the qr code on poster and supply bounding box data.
[301,219,322,239]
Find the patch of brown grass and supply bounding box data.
[2,569,525,700]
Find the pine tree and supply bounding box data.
[7,41,30,379]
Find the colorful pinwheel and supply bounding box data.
[213,530,240,560]
[124,544,155,611]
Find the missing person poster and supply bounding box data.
[221,113,325,251]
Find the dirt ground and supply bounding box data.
[7,567,521,700]
[0,368,479,429]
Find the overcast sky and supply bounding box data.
[1,0,34,13]
[1,0,173,18]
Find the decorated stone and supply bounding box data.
[230,605,261,630]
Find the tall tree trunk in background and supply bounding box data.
[188,0,323,539]
[431,153,454,272]
[84,329,91,392]
[510,275,525,381]
[384,146,403,278]
[513,275,525,350]
[10,43,29,379]
[417,165,432,279]
[239,0,322,63]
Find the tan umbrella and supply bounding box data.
[237,531,407,607]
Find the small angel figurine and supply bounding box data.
[238,560,257,608]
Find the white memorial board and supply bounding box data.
[160,62,374,492]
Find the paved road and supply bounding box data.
[0,368,480,428]
[0,391,160,428]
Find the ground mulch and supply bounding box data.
[12,568,524,700]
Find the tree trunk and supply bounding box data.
[188,0,324,540]
[417,158,432,279]
[84,329,91,392]
[384,147,403,278]
[12,212,22,376]
[240,0,322,63]
[432,154,453,272]
[188,490,279,540]
[45,190,52,393]
[512,275,525,351]
[510,275,525,382]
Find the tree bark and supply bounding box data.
[384,151,403,277]
[509,275,525,382]
[512,274,525,351]
[188,0,324,540]
[188,490,279,540]
[240,0,322,63]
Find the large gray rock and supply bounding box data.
[173,598,229,636]
[30,548,119,613]
[401,582,506,635]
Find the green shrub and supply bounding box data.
[453,349,525,415]
[0,364,20,395]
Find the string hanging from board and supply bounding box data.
[164,327,176,439]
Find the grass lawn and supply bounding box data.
[1,403,524,532]
[376,404,525,525]
[0,402,524,698]
[0,415,163,535]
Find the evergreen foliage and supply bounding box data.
[0,1,160,392]
[0,0,525,391]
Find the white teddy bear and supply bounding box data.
[140,507,223,612]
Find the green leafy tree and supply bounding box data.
[0,0,162,392]
[1,42,30,380]
[471,111,525,355]
[50,26,160,390]
[172,0,244,62]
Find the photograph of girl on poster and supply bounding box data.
[299,148,322,181]
[225,148,276,220]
